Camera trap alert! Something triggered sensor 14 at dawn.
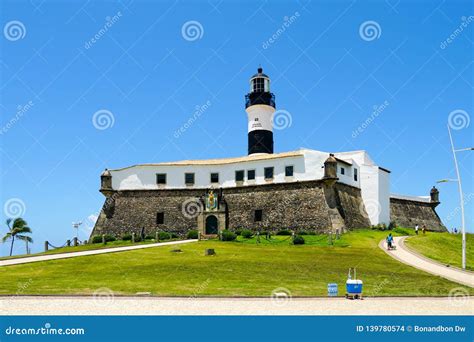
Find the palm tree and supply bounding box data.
[2,218,33,256]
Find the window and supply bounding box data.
[247,169,256,180]
[354,168,358,182]
[340,167,345,175]
[253,78,265,92]
[210,173,219,183]
[285,165,294,177]
[235,170,244,182]
[254,209,263,222]
[156,173,167,184]
[156,212,164,225]
[264,167,274,179]
[185,173,195,185]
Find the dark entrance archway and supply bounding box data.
[205,215,218,235]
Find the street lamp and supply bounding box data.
[437,124,473,270]
[72,221,83,240]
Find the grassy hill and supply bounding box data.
[405,232,473,271]
[0,230,471,297]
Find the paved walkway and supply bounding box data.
[0,239,198,267]
[380,236,474,288]
[1,296,472,315]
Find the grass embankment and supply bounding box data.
[405,232,473,271]
[0,239,167,261]
[0,230,471,297]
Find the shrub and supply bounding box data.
[393,227,412,236]
[103,234,116,242]
[221,230,237,241]
[299,231,308,235]
[293,235,305,245]
[134,235,142,242]
[187,230,199,239]
[371,224,387,231]
[122,234,132,241]
[234,229,242,236]
[241,229,253,239]
[276,229,292,236]
[91,235,103,244]
[307,231,316,235]
[158,232,171,240]
[145,235,155,240]
[170,232,178,239]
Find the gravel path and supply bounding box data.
[0,296,471,315]
[0,240,198,267]
[380,236,473,287]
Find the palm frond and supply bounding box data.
[1,233,12,243]
[12,218,28,229]
[16,226,32,234]
[6,218,12,229]
[16,235,33,243]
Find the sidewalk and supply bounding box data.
[380,236,473,288]
[1,296,472,315]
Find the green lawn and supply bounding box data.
[0,230,471,297]
[405,232,473,271]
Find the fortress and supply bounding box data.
[91,68,446,238]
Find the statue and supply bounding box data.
[206,190,218,211]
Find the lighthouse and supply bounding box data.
[245,67,276,155]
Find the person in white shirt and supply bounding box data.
[415,224,419,235]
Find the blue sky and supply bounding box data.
[0,0,472,255]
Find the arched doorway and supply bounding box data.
[205,215,218,235]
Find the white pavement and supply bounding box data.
[0,239,198,267]
[1,296,472,315]
[380,236,474,288]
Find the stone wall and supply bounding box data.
[390,197,446,232]
[91,180,371,238]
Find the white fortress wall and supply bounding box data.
[377,167,391,225]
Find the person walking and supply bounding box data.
[422,225,426,235]
[386,233,394,250]
[415,224,419,235]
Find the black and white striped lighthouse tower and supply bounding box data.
[245,67,276,155]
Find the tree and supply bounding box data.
[2,218,33,256]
